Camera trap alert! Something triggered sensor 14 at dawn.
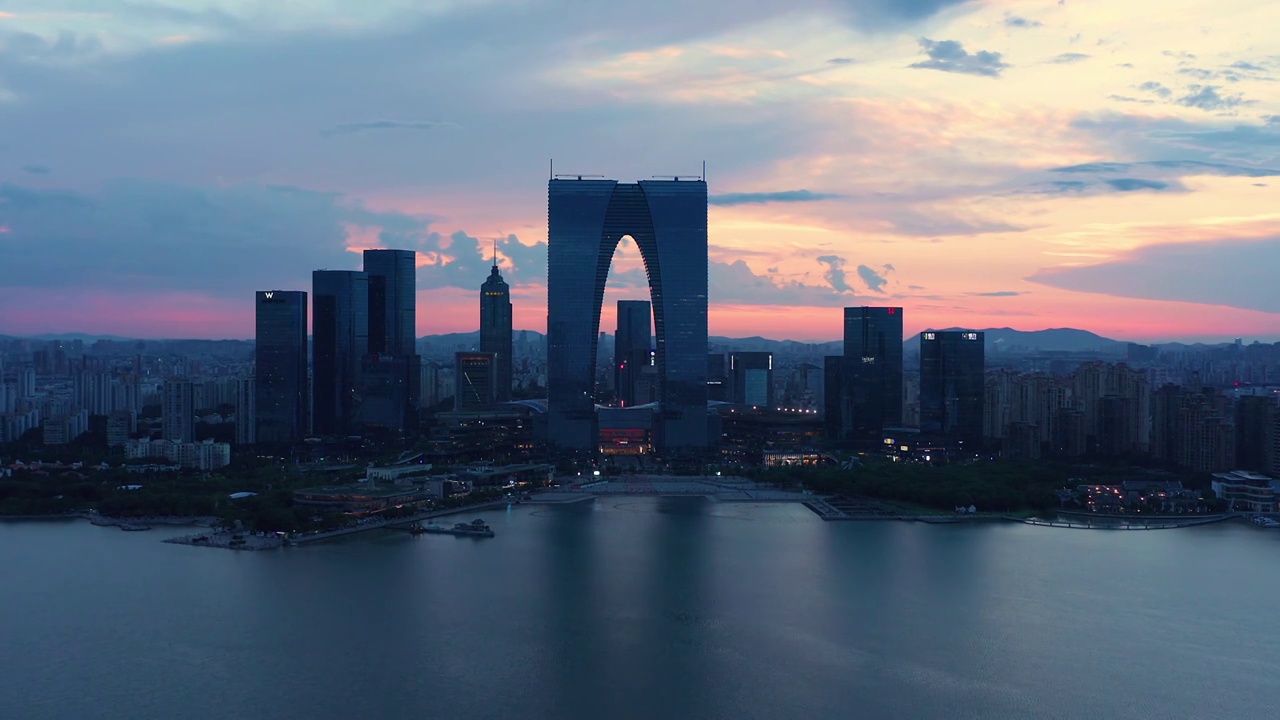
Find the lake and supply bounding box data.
[3,497,1278,719]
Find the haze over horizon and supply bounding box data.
[0,0,1276,342]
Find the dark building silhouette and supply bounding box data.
[823,356,843,440]
[362,249,420,435]
[842,306,903,442]
[455,352,496,411]
[614,300,652,407]
[546,178,707,451]
[920,330,985,447]
[1235,395,1278,472]
[162,378,194,443]
[254,290,308,445]
[312,270,368,437]
[707,353,728,402]
[480,252,513,403]
[364,249,416,357]
[730,352,774,408]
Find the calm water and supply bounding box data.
[3,499,1280,719]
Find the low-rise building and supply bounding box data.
[1211,470,1278,512]
[292,484,428,514]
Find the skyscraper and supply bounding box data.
[842,307,903,442]
[614,300,652,407]
[254,290,308,445]
[162,378,194,443]
[547,178,708,451]
[729,352,774,408]
[363,249,417,357]
[920,330,985,448]
[312,271,368,437]
[362,249,420,435]
[455,352,497,411]
[480,249,513,403]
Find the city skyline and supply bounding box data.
[0,1,1277,343]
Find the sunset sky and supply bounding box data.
[0,0,1276,342]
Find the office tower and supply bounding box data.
[19,367,35,399]
[547,177,708,450]
[706,353,728,402]
[823,356,843,440]
[729,352,774,408]
[363,249,420,434]
[255,290,308,445]
[312,270,369,436]
[162,378,195,443]
[614,300,652,407]
[1235,395,1278,472]
[363,249,417,357]
[419,362,440,408]
[106,409,136,447]
[842,307,904,442]
[455,352,496,411]
[920,330,985,447]
[480,251,513,403]
[235,376,256,445]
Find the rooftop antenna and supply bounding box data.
[702,160,706,182]
[549,159,553,180]
[492,237,498,270]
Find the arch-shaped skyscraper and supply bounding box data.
[546,179,708,451]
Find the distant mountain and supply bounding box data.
[903,327,1125,355]
[416,327,1127,357]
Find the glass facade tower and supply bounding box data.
[480,259,513,403]
[255,290,308,445]
[842,306,904,442]
[312,271,368,437]
[361,249,420,436]
[920,330,985,447]
[729,352,774,408]
[547,179,708,451]
[363,249,417,357]
[614,300,652,407]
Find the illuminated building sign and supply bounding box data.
[923,332,936,340]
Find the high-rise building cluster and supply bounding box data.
[253,250,424,446]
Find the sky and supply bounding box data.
[0,0,1277,343]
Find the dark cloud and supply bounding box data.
[969,291,1023,297]
[856,264,889,293]
[1051,160,1280,177]
[816,255,852,292]
[1004,16,1042,29]
[1138,81,1172,98]
[1177,85,1250,111]
[708,190,842,206]
[320,120,457,138]
[1050,53,1089,64]
[1177,67,1216,80]
[20,165,50,175]
[836,0,977,31]
[909,38,1009,77]
[1027,237,1280,313]
[709,260,862,307]
[0,180,395,296]
[827,57,856,65]
[0,179,552,300]
[1103,178,1171,192]
[1231,61,1267,72]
